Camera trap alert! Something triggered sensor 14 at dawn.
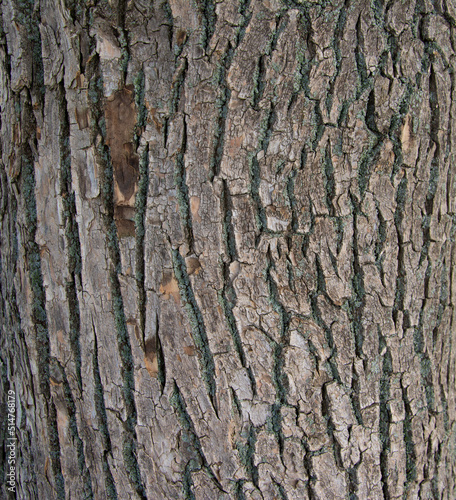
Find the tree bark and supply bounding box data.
[1,0,455,498]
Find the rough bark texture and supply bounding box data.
[1,0,456,498]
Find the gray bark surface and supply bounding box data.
[1,0,456,498]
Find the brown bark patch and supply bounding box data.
[144,338,158,377]
[185,256,201,275]
[190,196,201,222]
[160,272,180,303]
[115,218,136,238]
[183,345,196,356]
[105,86,139,236]
[176,29,187,46]
[75,107,89,130]
[148,106,162,132]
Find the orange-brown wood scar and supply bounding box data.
[105,87,139,237]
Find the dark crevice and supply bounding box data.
[248,153,267,233]
[357,136,383,201]
[354,15,371,98]
[272,477,289,500]
[326,0,349,115]
[302,440,317,500]
[265,251,291,458]
[174,115,195,253]
[371,0,384,26]
[116,0,130,83]
[170,381,225,495]
[230,386,242,417]
[379,331,392,500]
[337,100,350,128]
[134,70,147,149]
[365,89,381,137]
[195,0,217,51]
[163,116,169,149]
[210,1,252,180]
[389,83,413,180]
[210,43,232,181]
[160,0,174,52]
[348,193,366,363]
[350,363,363,427]
[358,88,386,198]
[156,316,167,394]
[392,175,408,329]
[50,358,93,498]
[58,80,83,391]
[401,380,417,490]
[310,294,340,382]
[323,141,336,217]
[311,101,324,151]
[431,441,443,499]
[10,3,60,486]
[136,145,149,351]
[251,55,266,110]
[248,103,277,235]
[321,383,344,469]
[220,180,238,262]
[301,197,315,259]
[432,261,449,348]
[323,142,345,257]
[255,13,288,109]
[218,262,257,396]
[413,262,436,413]
[13,0,45,106]
[171,249,218,414]
[236,423,259,489]
[286,170,299,233]
[374,203,387,285]
[289,8,314,109]
[347,461,360,500]
[48,400,66,499]
[419,64,440,266]
[92,318,118,499]
[170,57,188,116]
[260,102,277,154]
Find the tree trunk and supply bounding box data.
[1,0,455,498]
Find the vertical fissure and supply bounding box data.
[235,423,259,489]
[171,248,218,413]
[265,251,291,457]
[92,319,118,499]
[348,194,366,367]
[419,64,441,266]
[169,381,224,495]
[248,103,276,235]
[379,330,392,500]
[210,0,252,181]
[116,0,130,83]
[326,0,349,115]
[58,80,84,392]
[195,0,217,51]
[48,400,66,499]
[170,57,188,117]
[401,380,417,490]
[392,175,408,329]
[50,358,93,498]
[174,115,195,253]
[321,383,344,470]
